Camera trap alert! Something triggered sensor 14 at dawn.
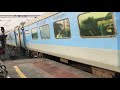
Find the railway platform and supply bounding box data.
[4,58,101,78]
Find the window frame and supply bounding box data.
[39,24,50,39]
[77,12,117,38]
[53,18,71,39]
[31,27,38,40]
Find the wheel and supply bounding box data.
[33,52,38,58]
[38,53,43,58]
[37,52,39,58]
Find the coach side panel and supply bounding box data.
[24,12,119,72]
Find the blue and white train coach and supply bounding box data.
[8,12,120,77]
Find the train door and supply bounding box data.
[22,29,26,48]
[20,29,25,48]
[20,30,22,46]
[24,30,29,46]
[14,31,17,47]
[15,31,19,47]
[16,29,21,47]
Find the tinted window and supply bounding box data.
[54,19,71,39]
[78,12,115,37]
[31,28,38,39]
[40,25,50,39]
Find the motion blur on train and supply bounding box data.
[5,12,120,77]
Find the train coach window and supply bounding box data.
[25,30,29,35]
[78,12,115,38]
[31,28,38,39]
[39,24,50,39]
[54,18,71,39]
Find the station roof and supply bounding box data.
[0,12,46,34]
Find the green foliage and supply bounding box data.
[32,33,38,39]
[54,19,71,39]
[79,12,115,36]
[54,22,63,37]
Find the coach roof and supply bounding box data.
[24,12,59,27]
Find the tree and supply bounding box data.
[80,17,100,36]
[54,23,63,37]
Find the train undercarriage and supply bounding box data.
[4,44,120,78]
[24,49,120,78]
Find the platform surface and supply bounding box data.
[4,58,101,78]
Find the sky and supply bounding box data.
[0,12,46,34]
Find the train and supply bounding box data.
[5,12,120,77]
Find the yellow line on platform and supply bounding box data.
[13,66,27,78]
